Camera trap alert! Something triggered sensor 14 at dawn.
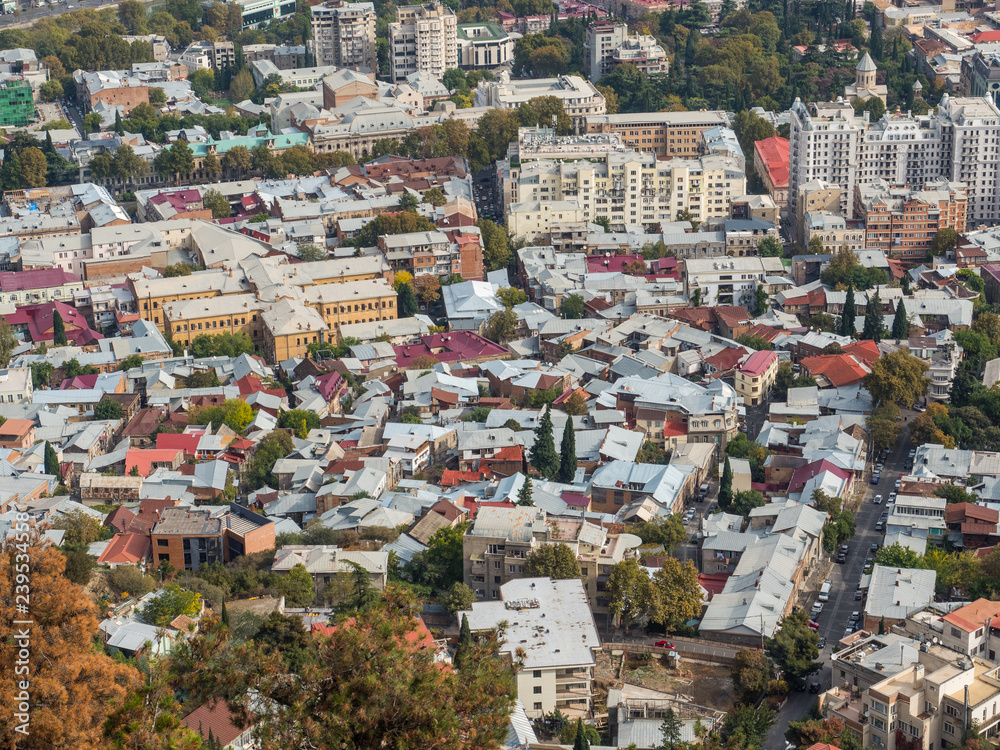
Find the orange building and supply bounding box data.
[855,180,967,260]
[151,504,274,572]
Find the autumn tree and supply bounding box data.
[523,543,581,580]
[863,350,929,409]
[0,534,141,748]
[731,648,773,702]
[608,557,651,632]
[909,403,956,448]
[648,558,703,631]
[485,309,518,343]
[413,274,442,304]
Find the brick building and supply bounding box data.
[151,504,275,571]
[855,180,967,260]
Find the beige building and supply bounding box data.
[311,0,377,71]
[271,545,388,601]
[389,1,458,82]
[475,73,606,132]
[734,350,778,407]
[585,110,730,159]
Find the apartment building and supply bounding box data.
[753,136,790,211]
[311,0,378,71]
[389,1,458,82]
[0,368,32,405]
[456,23,517,69]
[0,268,84,306]
[476,73,606,132]
[504,148,745,235]
[788,94,1000,228]
[683,256,784,307]
[461,577,601,719]
[584,22,667,81]
[585,110,730,159]
[735,350,779,406]
[271,545,388,600]
[151,504,275,571]
[379,231,452,277]
[855,179,967,260]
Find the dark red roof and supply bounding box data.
[789,459,851,493]
[97,532,151,565]
[704,347,745,372]
[5,301,102,346]
[0,267,79,291]
[181,700,252,747]
[393,332,508,367]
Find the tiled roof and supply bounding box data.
[181,700,251,747]
[97,532,150,565]
[800,354,870,387]
[738,350,778,377]
[941,598,1000,633]
[0,267,79,291]
[753,136,790,188]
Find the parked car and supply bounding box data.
[836,553,847,564]
[808,620,820,630]
[871,543,880,553]
[809,682,821,693]
[811,602,824,617]
[654,640,675,649]
[818,637,827,648]
[875,521,884,532]
[874,494,883,504]
[871,474,880,485]
[850,611,860,623]
[855,589,863,600]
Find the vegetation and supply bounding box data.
[529,406,558,478]
[523,544,581,580]
[247,430,295,490]
[863,350,929,408]
[766,609,820,689]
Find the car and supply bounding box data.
[654,640,675,649]
[874,494,883,504]
[895,479,902,490]
[855,589,863,600]
[908,448,916,457]
[811,602,824,616]
[871,474,880,485]
[809,682,821,693]
[875,521,884,532]
[871,543,880,553]
[818,636,827,648]
[888,493,897,503]
[844,627,854,637]
[836,553,846,563]
[808,620,820,630]
[840,544,849,554]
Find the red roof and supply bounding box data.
[971,30,1000,42]
[561,491,589,507]
[431,387,460,404]
[97,532,151,565]
[800,354,870,387]
[0,267,79,292]
[393,332,509,367]
[4,301,102,346]
[941,598,1000,633]
[61,373,101,390]
[789,459,851,494]
[182,700,252,748]
[314,371,344,400]
[125,448,181,477]
[662,422,686,437]
[945,502,999,525]
[156,432,200,456]
[754,136,790,188]
[698,573,730,597]
[704,347,745,372]
[440,469,484,486]
[103,505,137,533]
[842,340,880,368]
[738,350,778,377]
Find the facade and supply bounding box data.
[456,23,518,69]
[735,350,779,406]
[389,2,458,82]
[584,22,667,81]
[0,77,33,126]
[311,0,378,71]
[150,504,275,571]
[683,256,785,307]
[476,73,606,132]
[0,268,84,306]
[753,136,790,211]
[234,0,298,28]
[962,51,1000,107]
[855,180,967,260]
[0,367,32,405]
[271,545,388,600]
[843,52,888,106]
[585,110,730,159]
[788,95,1000,228]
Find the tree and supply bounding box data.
[148,87,166,106]
[202,151,222,179]
[277,409,320,436]
[974,312,1000,347]
[607,557,651,632]
[455,612,474,670]
[118,354,144,372]
[861,287,885,342]
[517,476,533,506]
[863,350,930,408]
[524,543,581,580]
[557,421,577,482]
[53,510,107,546]
[221,145,252,177]
[0,535,140,748]
[191,399,253,432]
[230,69,254,102]
[841,284,856,336]
[485,309,517,343]
[731,489,766,516]
[731,648,772,702]
[866,403,901,452]
[0,321,16,368]
[562,392,587,416]
[497,286,527,309]
[891,299,909,340]
[808,236,825,254]
[477,218,512,271]
[30,362,54,389]
[874,542,924,569]
[529,406,558,478]
[909,402,956,448]
[202,188,231,219]
[423,187,447,207]
[39,79,63,102]
[560,293,586,319]
[648,558,703,631]
[413,274,441,304]
[106,564,156,597]
[117,0,147,32]
[139,584,202,626]
[188,67,216,100]
[52,309,67,345]
[753,284,769,316]
[757,236,782,257]
[441,582,475,615]
[719,455,733,509]
[94,396,125,420]
[247,430,294,490]
[397,283,419,318]
[766,609,820,689]
[658,708,682,750]
[398,192,420,211]
[296,244,327,262]
[632,514,686,552]
[277,563,316,607]
[44,440,59,476]
[931,227,958,256]
[163,262,195,277]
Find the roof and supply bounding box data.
[865,565,937,621]
[125,448,181,477]
[738,350,778,377]
[942,598,1000,634]
[0,267,79,292]
[800,354,870,388]
[0,419,33,437]
[753,136,790,188]
[181,700,252,747]
[96,532,151,565]
[857,51,877,72]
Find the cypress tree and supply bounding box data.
[517,476,533,506]
[44,441,59,477]
[862,288,883,342]
[52,309,67,346]
[557,422,577,483]
[719,455,733,510]
[114,109,124,135]
[221,600,230,627]
[572,718,590,750]
[901,272,910,293]
[529,406,558,478]
[892,299,908,340]
[455,613,473,669]
[841,284,856,337]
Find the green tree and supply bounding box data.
[188,67,216,100]
[719,455,733,509]
[529,406,558,478]
[52,309,67,346]
[892,299,909,340]
[658,708,682,750]
[0,321,16,368]
[841,285,856,337]
[557,422,577,482]
[455,612,474,669]
[296,244,327,262]
[560,293,585,319]
[118,354,144,372]
[201,188,231,219]
[397,283,418,318]
[523,543,581,580]
[30,362,54,389]
[44,440,59,476]
[423,187,447,207]
[866,403,901,452]
[874,542,924,568]
[485,309,517,343]
[608,557,651,632]
[148,87,166,106]
[230,69,255,102]
[930,227,958,256]
[138,584,202,626]
[277,563,316,607]
[753,284,769,316]
[477,218,512,271]
[766,609,820,689]
[757,236,782,257]
[497,286,527,309]
[94,397,124,420]
[731,648,772,702]
[648,558,703,631]
[731,489,766,516]
[862,287,883,342]
[863,350,930,408]
[277,409,320,436]
[517,476,533,506]
[572,718,590,750]
[441,582,475,616]
[39,79,63,102]
[247,430,294,490]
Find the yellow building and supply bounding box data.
[261,299,329,362]
[734,350,779,407]
[161,294,264,350]
[304,278,398,333]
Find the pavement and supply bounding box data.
[764,416,913,747]
[0,0,122,28]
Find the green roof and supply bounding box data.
[189,130,309,157]
[456,22,507,41]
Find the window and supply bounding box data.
[157,539,169,547]
[533,686,542,694]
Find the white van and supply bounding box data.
[818,579,832,602]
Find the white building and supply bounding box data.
[389,1,458,82]
[460,577,601,720]
[584,22,667,81]
[475,72,606,132]
[456,22,519,69]
[0,368,32,405]
[683,256,785,307]
[310,0,377,71]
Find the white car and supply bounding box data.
[873,494,883,504]
[811,602,824,616]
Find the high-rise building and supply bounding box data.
[311,0,378,72]
[584,21,667,81]
[855,179,968,259]
[788,94,1000,229]
[389,1,457,82]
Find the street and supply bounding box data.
[764,415,913,747]
[0,0,143,29]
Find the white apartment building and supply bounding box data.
[788,94,1000,228]
[0,368,32,405]
[389,1,457,83]
[456,22,519,69]
[475,72,606,132]
[683,256,785,307]
[503,146,745,235]
[584,22,667,81]
[310,0,377,71]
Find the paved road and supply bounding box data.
[765,417,913,747]
[0,0,120,28]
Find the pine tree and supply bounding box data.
[841,284,856,337]
[557,422,577,483]
[892,299,908,340]
[660,707,682,750]
[44,440,59,477]
[719,455,733,510]
[529,406,558,478]
[572,718,590,750]
[114,109,124,135]
[517,476,533,506]
[455,613,473,669]
[52,309,67,346]
[862,288,883,342]
[901,272,910,293]
[44,130,55,155]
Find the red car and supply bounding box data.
[808,621,820,630]
[654,640,676,649]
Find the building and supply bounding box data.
[863,564,937,632]
[0,268,84,306]
[271,545,389,600]
[476,73,606,132]
[683,256,784,307]
[234,0,298,28]
[843,52,887,106]
[855,180,967,260]
[753,136,790,211]
[456,23,518,69]
[584,22,667,81]
[0,367,32,405]
[735,350,779,406]
[0,419,35,451]
[788,95,1000,228]
[962,51,1000,108]
[389,1,458,82]
[460,577,601,719]
[150,504,275,571]
[311,1,377,71]
[0,77,33,127]
[585,110,730,159]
